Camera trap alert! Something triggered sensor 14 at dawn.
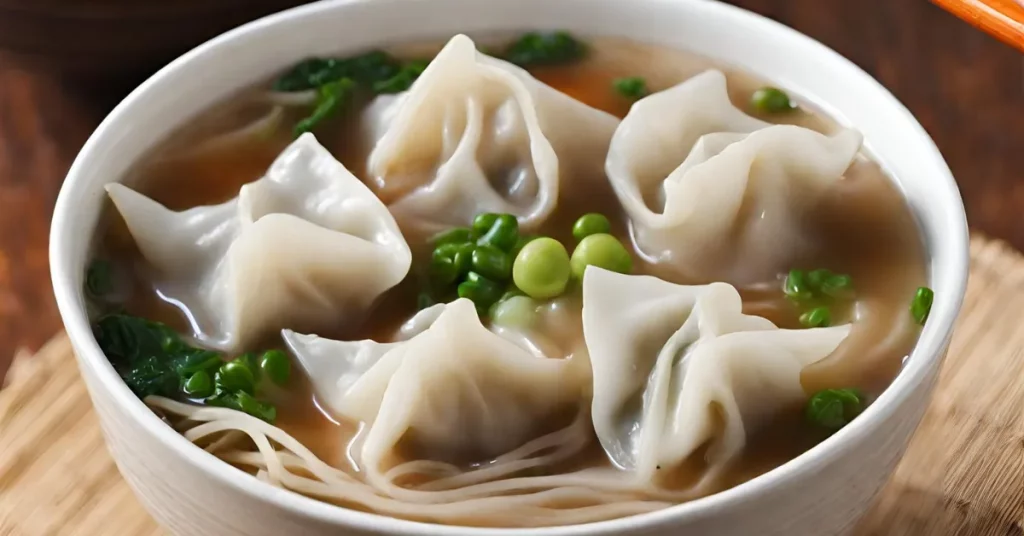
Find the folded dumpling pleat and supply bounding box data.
[605,70,863,283]
[106,134,411,352]
[364,34,619,235]
[582,267,850,483]
[283,299,588,467]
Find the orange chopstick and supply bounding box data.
[933,0,1024,52]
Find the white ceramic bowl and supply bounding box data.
[49,0,970,534]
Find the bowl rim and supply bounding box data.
[49,0,971,534]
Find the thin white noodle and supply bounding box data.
[146,396,678,527]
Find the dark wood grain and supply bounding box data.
[0,0,1019,381]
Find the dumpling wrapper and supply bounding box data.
[605,69,863,283]
[283,299,589,468]
[583,267,851,483]
[107,134,411,352]
[364,34,619,235]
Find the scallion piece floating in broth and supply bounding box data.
[911,286,934,325]
[613,77,649,100]
[799,306,831,328]
[751,86,796,113]
[805,388,864,431]
[503,31,586,66]
[86,259,114,298]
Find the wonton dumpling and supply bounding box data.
[582,267,850,483]
[605,70,863,283]
[364,34,619,234]
[107,134,411,352]
[283,299,588,467]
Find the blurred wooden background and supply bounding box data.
[0,0,1020,380]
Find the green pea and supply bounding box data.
[751,87,795,113]
[821,273,854,298]
[805,388,863,431]
[477,214,519,251]
[571,213,612,242]
[215,361,255,394]
[911,286,934,325]
[569,233,632,279]
[471,244,513,281]
[458,272,505,313]
[491,295,538,329]
[799,306,831,328]
[259,349,291,386]
[183,371,214,398]
[472,213,500,238]
[513,237,571,300]
[431,227,473,247]
[783,269,812,301]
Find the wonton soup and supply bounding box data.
[86,32,932,528]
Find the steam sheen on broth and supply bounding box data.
[86,33,929,528]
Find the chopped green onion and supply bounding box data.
[215,361,256,395]
[799,307,831,328]
[805,388,863,431]
[751,87,795,113]
[783,269,813,301]
[183,371,214,398]
[458,272,505,314]
[613,77,648,100]
[569,233,632,279]
[472,213,500,238]
[513,237,571,300]
[274,51,402,92]
[86,259,115,299]
[431,227,473,247]
[476,214,519,252]
[503,31,586,66]
[471,244,513,281]
[571,213,612,242]
[806,269,832,289]
[911,286,934,325]
[207,390,277,423]
[259,350,291,386]
[821,273,854,298]
[429,254,459,287]
[176,350,223,376]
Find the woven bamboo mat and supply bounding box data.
[1,236,1022,536]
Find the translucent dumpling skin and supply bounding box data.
[363,34,619,235]
[582,267,851,484]
[106,134,412,352]
[284,299,589,469]
[605,70,863,284]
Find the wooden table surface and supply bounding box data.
[0,0,1019,381]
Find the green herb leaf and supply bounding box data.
[806,388,863,431]
[504,31,586,66]
[274,52,402,92]
[613,77,648,100]
[911,286,934,325]
[373,59,430,94]
[294,78,356,136]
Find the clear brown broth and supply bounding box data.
[94,37,926,501]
